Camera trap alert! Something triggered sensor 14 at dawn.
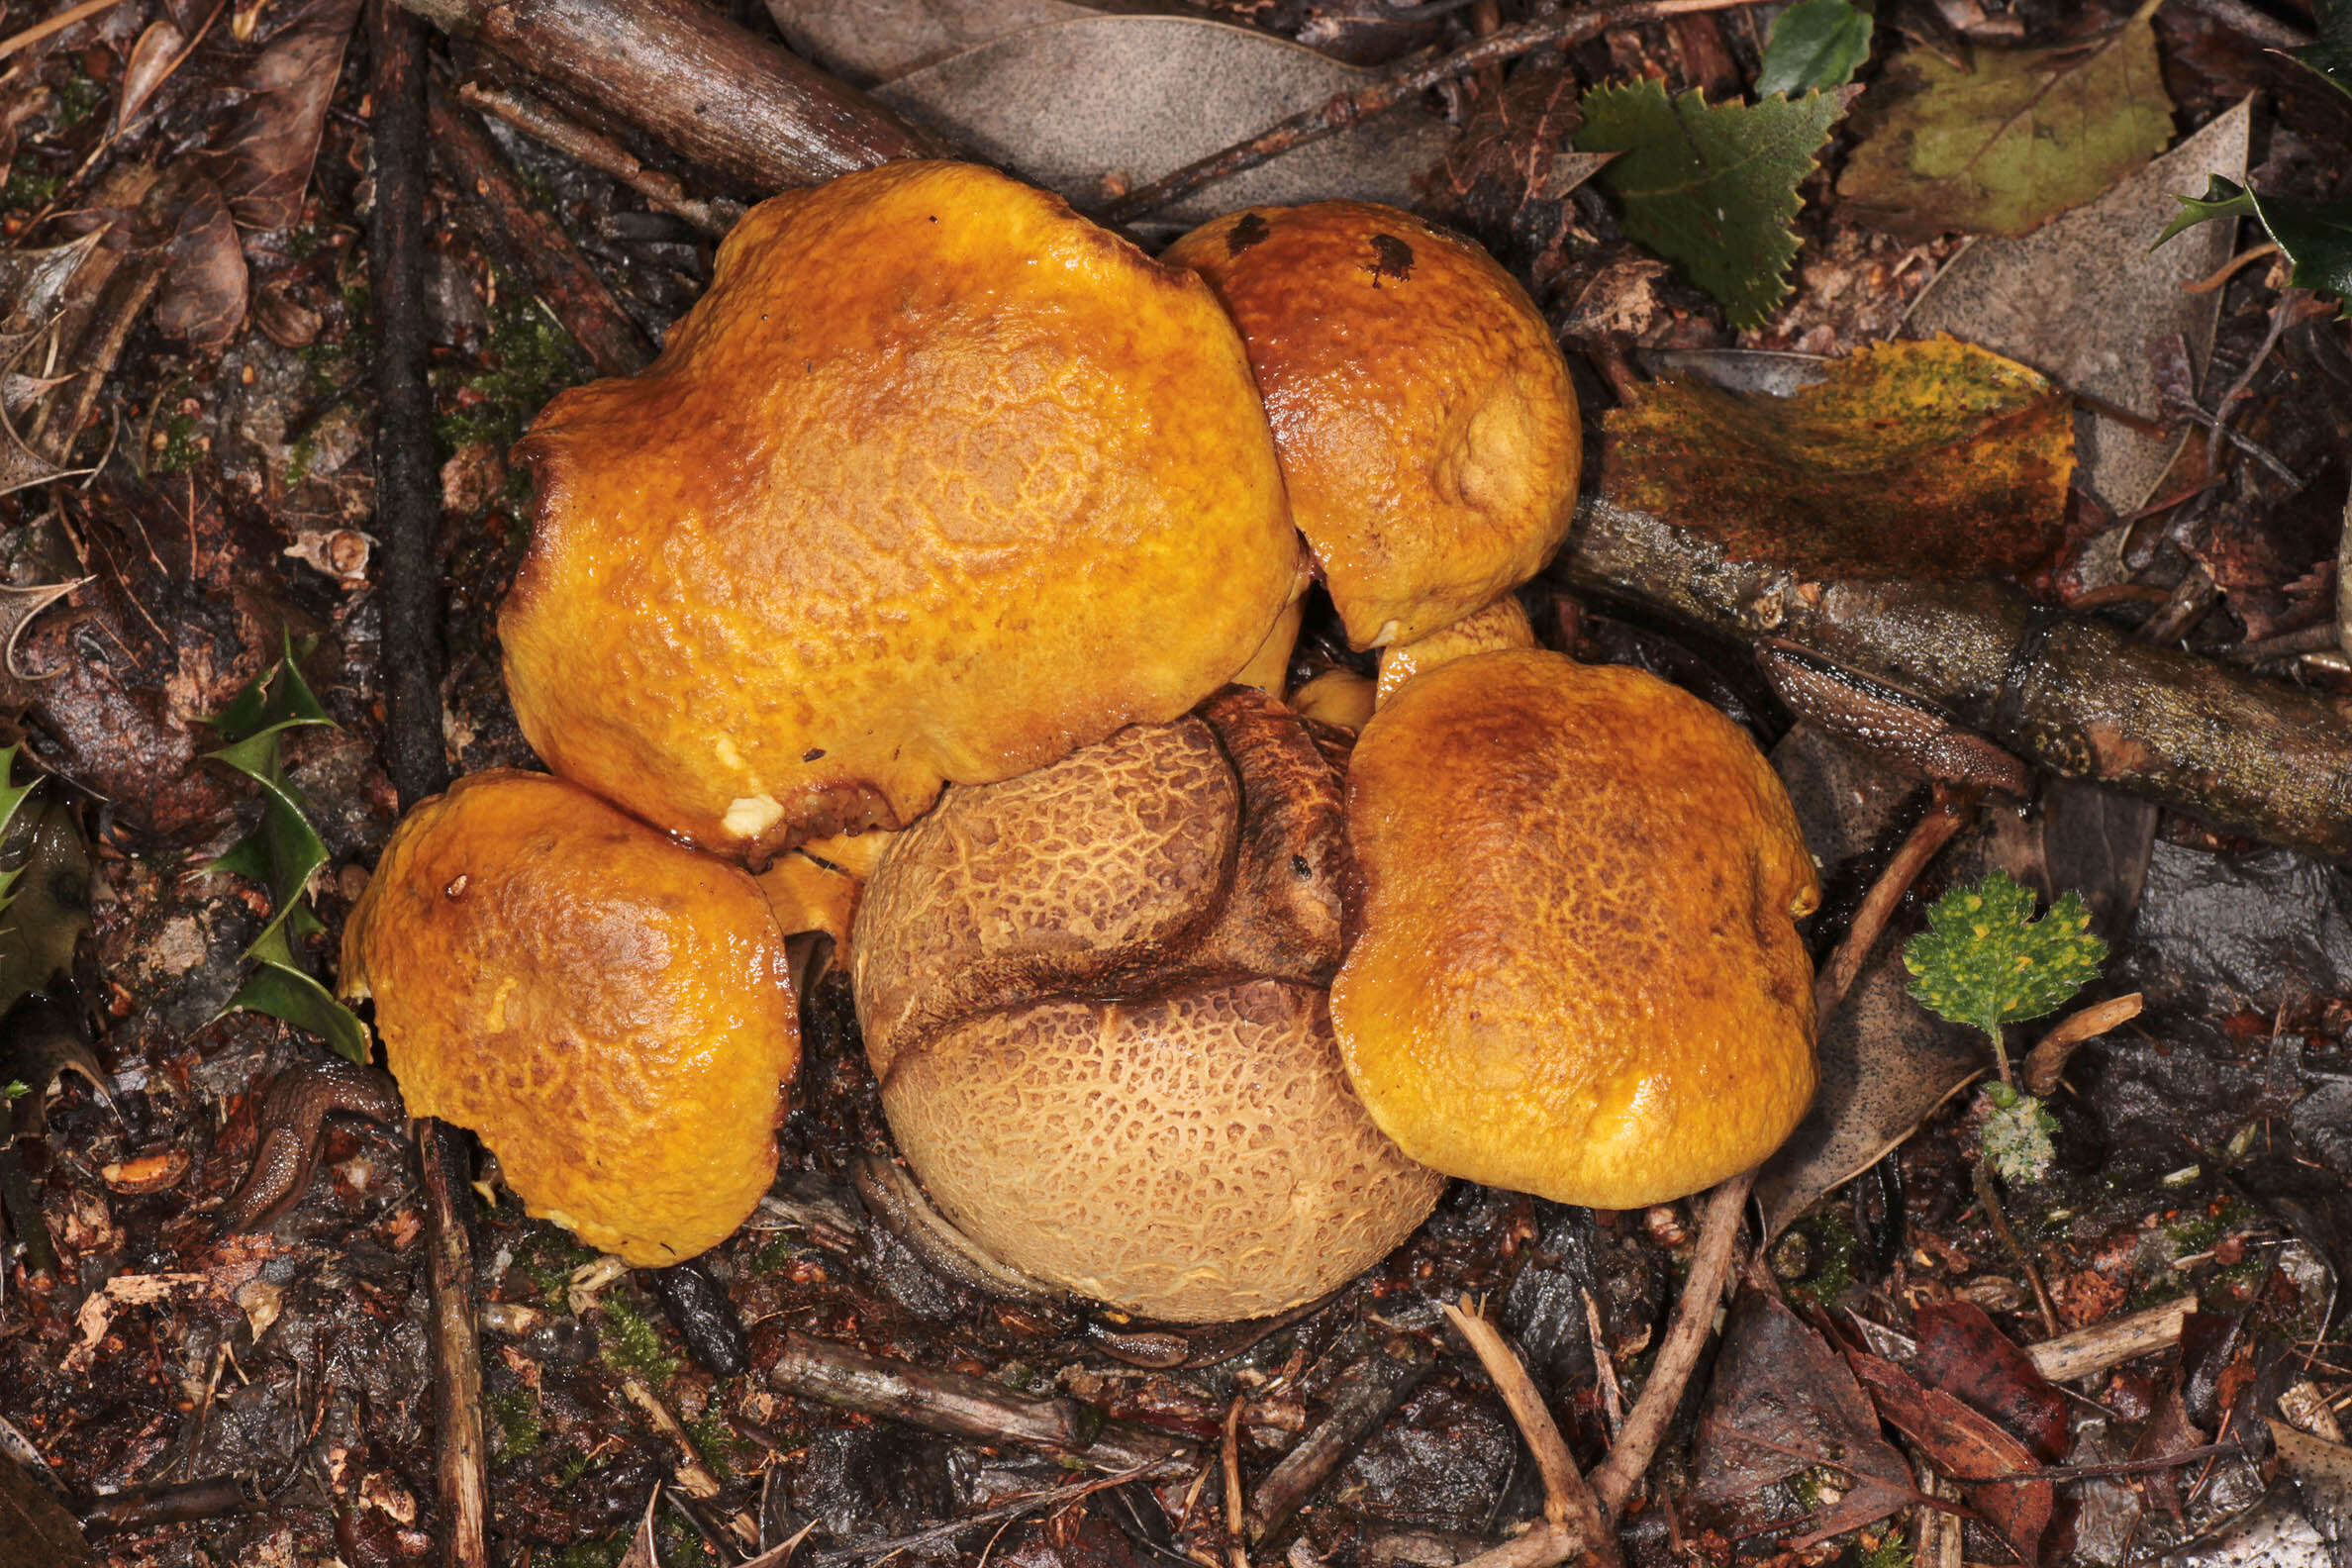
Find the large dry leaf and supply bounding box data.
[213,0,362,231]
[769,0,1163,80]
[1837,0,2173,242]
[1912,1302,2069,1465]
[1904,100,2252,514]
[867,15,1455,227]
[0,1452,95,1568]
[1600,336,2075,581]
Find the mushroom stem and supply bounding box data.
[1442,1300,1623,1568]
[1588,1172,1753,1517]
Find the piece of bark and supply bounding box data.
[393,0,949,192]
[456,81,740,236]
[426,80,654,377]
[1562,498,2352,864]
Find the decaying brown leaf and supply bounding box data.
[212,0,363,230]
[152,173,246,346]
[1601,335,2075,581]
[1847,1346,2054,1564]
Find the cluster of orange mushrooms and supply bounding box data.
[340,162,1822,1323]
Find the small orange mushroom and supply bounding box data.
[343,771,800,1265]
[1165,201,1580,650]
[1330,649,1821,1209]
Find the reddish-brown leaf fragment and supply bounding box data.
[1913,1300,2071,1464]
[213,0,363,230]
[1848,1346,2053,1564]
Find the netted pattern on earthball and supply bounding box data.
[852,719,1238,1076]
[343,771,799,1266]
[1331,648,1820,1210]
[501,160,1301,858]
[881,981,1447,1322]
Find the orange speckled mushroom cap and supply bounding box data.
[342,771,800,1266]
[1164,202,1579,650]
[1329,649,1821,1209]
[502,160,1303,859]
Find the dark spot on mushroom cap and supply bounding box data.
[1291,853,1313,879]
[1226,213,1271,255]
[803,746,827,762]
[1366,234,1414,285]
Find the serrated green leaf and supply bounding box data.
[205,634,331,749]
[1574,81,1846,330]
[2295,0,2352,100]
[2157,175,2352,311]
[1905,871,2108,1034]
[1837,1,2172,241]
[206,769,329,953]
[1757,0,1874,97]
[2154,173,2257,248]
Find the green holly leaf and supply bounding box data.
[203,641,370,1064]
[1905,871,2107,1034]
[2157,175,2352,307]
[225,924,371,1065]
[1979,1083,2058,1184]
[1574,80,1846,330]
[1757,0,1874,98]
[0,743,41,917]
[1837,0,2172,240]
[2294,0,2352,100]
[4,1079,26,1102]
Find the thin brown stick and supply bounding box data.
[1222,1397,1251,1568]
[1443,1299,1621,1568]
[1974,1162,2062,1341]
[759,1332,1193,1473]
[427,80,654,378]
[2183,242,2282,295]
[1589,1174,1750,1514]
[1099,0,1771,224]
[0,0,134,59]
[2025,1297,2193,1383]
[1246,1338,1432,1540]
[2020,992,2144,1096]
[415,1119,490,1568]
[1813,791,1969,1019]
[457,81,740,238]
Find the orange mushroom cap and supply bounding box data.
[1329,649,1821,1209]
[503,161,1303,859]
[343,771,800,1265]
[1165,201,1579,650]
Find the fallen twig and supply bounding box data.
[426,80,655,378]
[393,0,948,192]
[2020,993,2145,1096]
[1813,788,1970,1020]
[1100,0,1770,224]
[0,0,135,59]
[414,1119,490,1568]
[1223,1396,1251,1568]
[1589,1175,1749,1515]
[2023,1296,2194,1383]
[1561,498,2352,864]
[1247,1337,1433,1540]
[1443,1299,1622,1568]
[457,82,741,238]
[1974,1163,2062,1341]
[806,1463,1185,1567]
[759,1331,1194,1473]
